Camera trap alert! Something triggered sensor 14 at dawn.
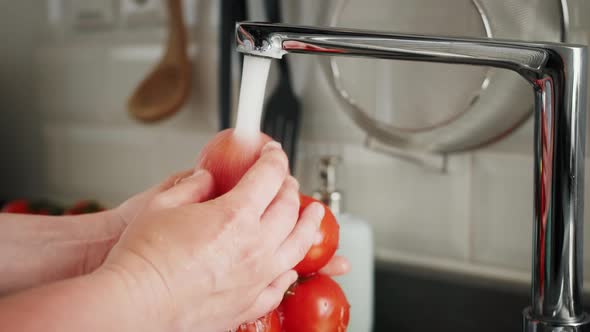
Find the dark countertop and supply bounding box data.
[373,261,590,332]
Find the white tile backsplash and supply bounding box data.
[43,124,161,205]
[42,124,67,196]
[298,62,367,144]
[153,130,214,179]
[347,154,471,260]
[35,45,110,122]
[2,0,590,286]
[297,141,471,260]
[470,152,533,272]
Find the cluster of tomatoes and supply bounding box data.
[197,129,350,332]
[234,194,350,332]
[1,199,105,215]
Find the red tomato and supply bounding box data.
[234,310,281,332]
[1,200,31,213]
[280,275,350,332]
[64,200,105,215]
[197,128,272,197]
[294,194,339,276]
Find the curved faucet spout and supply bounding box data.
[236,22,582,80]
[235,22,590,331]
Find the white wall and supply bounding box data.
[1,0,590,287]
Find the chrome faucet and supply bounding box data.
[235,22,589,331]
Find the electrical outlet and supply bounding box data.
[120,0,166,27]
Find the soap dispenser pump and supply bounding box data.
[312,155,342,214]
[312,155,374,332]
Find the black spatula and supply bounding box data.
[262,0,301,173]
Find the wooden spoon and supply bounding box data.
[127,0,191,122]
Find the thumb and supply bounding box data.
[318,255,351,276]
[150,169,215,210]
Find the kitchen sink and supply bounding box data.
[373,261,590,332]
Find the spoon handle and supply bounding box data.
[164,0,188,62]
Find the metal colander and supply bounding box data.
[319,0,565,154]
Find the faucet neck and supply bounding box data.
[235,22,589,328]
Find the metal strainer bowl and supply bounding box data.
[319,0,566,154]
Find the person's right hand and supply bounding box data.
[98,141,325,332]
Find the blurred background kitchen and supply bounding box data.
[1,0,590,331]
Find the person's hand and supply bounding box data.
[109,158,350,278]
[98,142,328,332]
[28,135,348,289]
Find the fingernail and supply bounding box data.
[262,141,282,154]
[191,169,207,178]
[179,169,207,184]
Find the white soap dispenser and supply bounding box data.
[312,155,374,332]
